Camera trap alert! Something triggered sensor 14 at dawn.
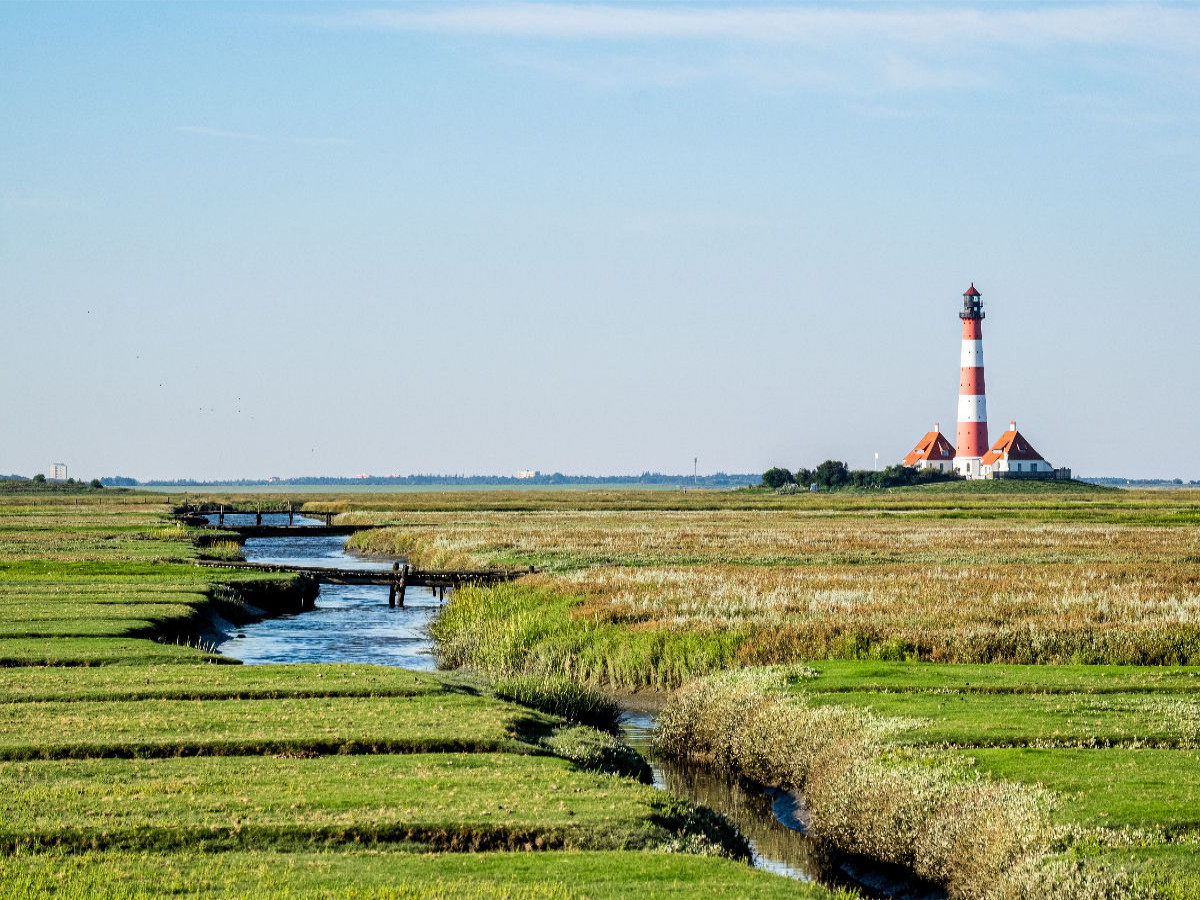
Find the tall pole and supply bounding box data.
[955,283,989,477]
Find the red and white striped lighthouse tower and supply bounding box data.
[954,283,988,477]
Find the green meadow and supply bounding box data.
[0,850,832,900]
[0,486,841,899]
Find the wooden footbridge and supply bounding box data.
[176,504,343,529]
[195,560,533,607]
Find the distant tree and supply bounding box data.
[785,461,958,492]
[814,460,850,490]
[762,467,796,489]
[32,473,46,484]
[89,478,104,489]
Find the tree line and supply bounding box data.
[762,461,960,491]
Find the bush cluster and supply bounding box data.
[763,461,960,491]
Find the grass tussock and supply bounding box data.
[491,675,623,734]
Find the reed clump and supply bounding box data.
[491,674,623,734]
[651,670,1163,900]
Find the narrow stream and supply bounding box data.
[212,516,943,899]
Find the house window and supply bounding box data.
[1016,463,1022,472]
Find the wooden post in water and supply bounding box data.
[218,508,225,526]
[324,512,333,526]
[397,564,408,607]
[388,562,399,607]
[255,508,262,526]
[288,503,294,526]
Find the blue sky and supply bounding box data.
[2,2,1197,480]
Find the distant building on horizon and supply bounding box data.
[902,284,1070,481]
[515,470,541,479]
[48,463,67,481]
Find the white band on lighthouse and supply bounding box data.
[960,340,984,368]
[957,394,987,423]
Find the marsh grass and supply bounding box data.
[430,581,742,690]
[199,539,244,562]
[351,489,1200,676]
[491,675,623,734]
[803,690,1200,748]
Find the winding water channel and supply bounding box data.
[212,515,943,899]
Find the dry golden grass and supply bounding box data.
[350,503,1200,665]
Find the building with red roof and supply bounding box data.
[902,425,956,474]
[979,421,1059,478]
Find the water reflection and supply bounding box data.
[214,531,439,671]
[622,712,824,882]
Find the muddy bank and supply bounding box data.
[166,576,320,654]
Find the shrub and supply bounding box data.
[761,467,795,489]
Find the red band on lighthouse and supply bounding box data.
[955,283,989,467]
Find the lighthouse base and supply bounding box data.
[954,457,984,479]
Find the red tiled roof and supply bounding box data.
[964,283,981,297]
[981,427,1045,465]
[903,430,955,465]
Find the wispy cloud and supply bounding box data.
[307,3,1200,96]
[319,3,1200,51]
[177,126,352,146]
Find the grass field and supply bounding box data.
[341,485,1200,680]
[310,483,1200,899]
[0,486,841,899]
[8,482,1200,898]
[0,849,842,900]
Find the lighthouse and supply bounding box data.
[954,283,988,477]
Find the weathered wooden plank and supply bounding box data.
[193,559,529,588]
